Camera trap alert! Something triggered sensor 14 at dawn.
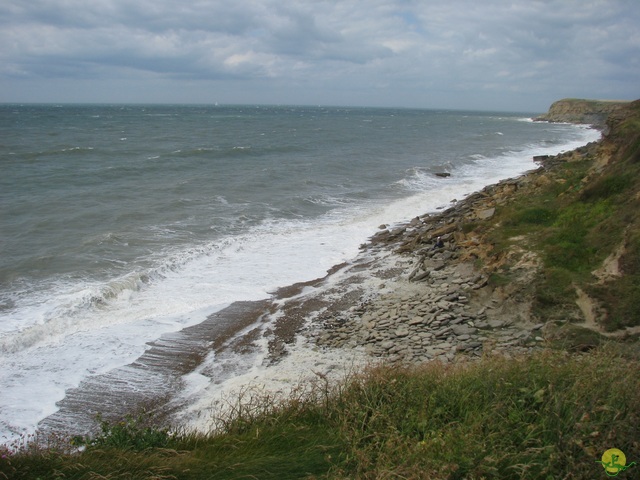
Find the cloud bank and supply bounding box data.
[1,0,638,111]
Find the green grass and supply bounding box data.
[541,199,613,273]
[3,347,639,479]
[580,174,634,202]
[475,128,640,329]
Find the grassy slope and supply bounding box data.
[3,101,640,479]
[477,100,640,334]
[3,348,639,479]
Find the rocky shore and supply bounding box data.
[291,173,551,368]
[30,99,640,447]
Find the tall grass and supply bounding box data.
[326,345,639,479]
[3,346,638,479]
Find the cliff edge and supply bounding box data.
[535,98,630,128]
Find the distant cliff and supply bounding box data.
[535,98,629,128]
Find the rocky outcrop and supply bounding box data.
[261,100,639,369]
[299,171,554,365]
[535,98,629,128]
[309,244,545,364]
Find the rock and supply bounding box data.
[488,319,511,329]
[435,172,451,178]
[451,324,477,336]
[429,261,446,271]
[476,207,495,220]
[425,346,445,356]
[381,340,395,350]
[395,328,410,338]
[434,327,451,338]
[412,271,431,282]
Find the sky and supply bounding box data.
[1,0,639,113]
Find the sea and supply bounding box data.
[0,104,600,442]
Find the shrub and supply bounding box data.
[510,207,558,226]
[580,174,633,201]
[76,412,177,451]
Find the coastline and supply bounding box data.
[37,132,602,439]
[173,157,584,432]
[7,97,640,476]
[172,162,566,434]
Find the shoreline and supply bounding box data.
[170,164,571,433]
[172,165,559,433]
[37,136,600,439]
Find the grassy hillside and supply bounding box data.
[3,100,640,479]
[472,100,640,337]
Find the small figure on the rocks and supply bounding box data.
[432,236,445,250]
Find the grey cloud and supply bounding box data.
[1,0,638,110]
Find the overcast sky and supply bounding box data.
[1,0,638,112]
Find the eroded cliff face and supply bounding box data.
[535,98,629,127]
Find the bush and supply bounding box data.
[510,207,558,226]
[580,174,633,201]
[76,412,178,451]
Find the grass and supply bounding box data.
[587,229,640,330]
[2,346,639,479]
[473,127,640,329]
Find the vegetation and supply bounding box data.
[472,100,640,331]
[2,347,639,479]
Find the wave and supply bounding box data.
[395,164,456,191]
[168,144,307,159]
[301,194,355,207]
[0,270,155,355]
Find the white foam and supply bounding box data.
[176,335,372,434]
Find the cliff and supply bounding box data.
[535,98,630,128]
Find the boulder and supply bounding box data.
[476,207,495,220]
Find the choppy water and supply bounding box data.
[0,104,600,440]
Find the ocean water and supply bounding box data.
[0,104,600,441]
